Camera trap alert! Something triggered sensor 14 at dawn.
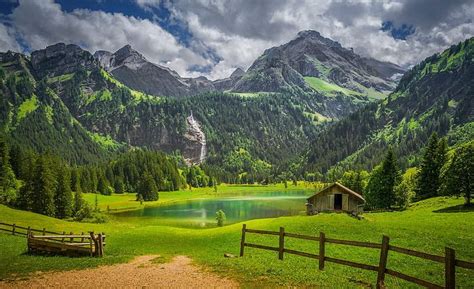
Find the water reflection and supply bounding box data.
[115,191,309,227]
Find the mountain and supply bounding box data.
[232,30,404,100]
[94,45,215,97]
[0,42,320,180]
[212,68,245,91]
[303,37,474,176]
[0,49,116,164]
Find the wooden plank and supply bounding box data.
[326,238,381,249]
[244,243,279,252]
[245,229,279,236]
[385,269,443,289]
[456,259,474,269]
[0,228,12,233]
[376,235,390,289]
[278,227,284,260]
[325,256,378,272]
[285,232,319,241]
[284,249,319,259]
[319,232,325,270]
[389,245,444,263]
[32,235,94,239]
[445,247,455,289]
[240,224,246,257]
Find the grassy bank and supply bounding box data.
[0,188,473,288]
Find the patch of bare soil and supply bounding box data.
[0,255,239,288]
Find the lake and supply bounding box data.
[113,191,310,227]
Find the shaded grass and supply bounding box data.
[0,196,473,288]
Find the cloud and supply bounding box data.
[151,0,474,77]
[1,0,473,80]
[6,0,211,76]
[0,23,20,52]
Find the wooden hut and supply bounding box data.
[306,182,365,215]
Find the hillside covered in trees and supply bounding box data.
[303,37,474,178]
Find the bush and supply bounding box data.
[216,210,226,227]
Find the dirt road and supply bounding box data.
[0,255,239,288]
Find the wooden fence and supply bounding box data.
[0,222,106,257]
[239,224,474,289]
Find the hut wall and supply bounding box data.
[310,186,363,212]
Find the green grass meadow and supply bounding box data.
[0,184,473,288]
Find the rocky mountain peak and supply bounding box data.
[230,68,245,79]
[295,30,342,48]
[30,43,97,79]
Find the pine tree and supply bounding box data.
[416,133,445,199]
[441,143,473,206]
[73,190,84,215]
[54,166,72,218]
[0,136,17,204]
[32,156,56,216]
[138,172,159,201]
[366,148,399,209]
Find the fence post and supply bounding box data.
[12,224,15,235]
[27,226,31,237]
[62,231,66,243]
[98,233,103,257]
[69,231,73,242]
[319,232,325,270]
[376,235,390,289]
[89,232,93,257]
[240,224,246,257]
[279,227,285,260]
[42,228,46,236]
[445,247,455,289]
[81,232,85,243]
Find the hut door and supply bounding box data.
[334,194,342,210]
[342,194,349,211]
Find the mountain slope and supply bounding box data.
[233,30,404,100]
[304,37,474,175]
[0,50,117,164]
[1,43,320,178]
[94,45,215,97]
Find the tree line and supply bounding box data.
[338,133,473,209]
[0,137,215,220]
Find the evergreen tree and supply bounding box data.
[366,148,399,209]
[73,190,84,215]
[0,136,17,204]
[54,166,73,218]
[416,133,445,199]
[441,143,473,206]
[70,168,82,193]
[138,172,159,201]
[32,156,56,216]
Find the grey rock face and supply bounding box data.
[233,30,405,94]
[94,45,217,97]
[212,68,245,91]
[31,43,97,79]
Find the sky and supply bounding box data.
[0,0,473,80]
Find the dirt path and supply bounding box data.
[0,255,239,288]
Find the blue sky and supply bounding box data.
[0,0,472,79]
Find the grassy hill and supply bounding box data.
[0,192,473,288]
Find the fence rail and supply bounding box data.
[239,224,474,289]
[0,222,106,257]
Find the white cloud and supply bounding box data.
[0,23,21,52]
[159,0,474,77]
[8,0,211,76]
[1,0,473,80]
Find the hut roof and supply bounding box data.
[307,182,365,202]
